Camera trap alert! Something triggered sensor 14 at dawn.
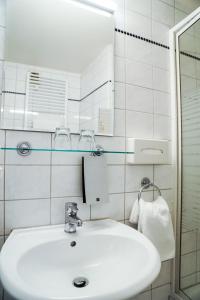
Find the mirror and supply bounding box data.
[0,0,114,136]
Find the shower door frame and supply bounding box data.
[170,7,200,300]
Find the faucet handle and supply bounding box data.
[65,202,78,215]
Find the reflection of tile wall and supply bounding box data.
[81,45,113,98]
[1,61,81,132]
[80,82,113,133]
[80,45,113,134]
[0,0,200,299]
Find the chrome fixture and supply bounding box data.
[93,144,104,156]
[64,202,82,233]
[138,177,162,201]
[17,142,31,156]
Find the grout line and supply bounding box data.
[124,5,127,223]
[49,133,53,224]
[3,130,6,241]
[4,197,52,202]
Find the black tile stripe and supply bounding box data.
[68,98,80,102]
[2,80,112,102]
[80,80,112,101]
[180,51,200,62]
[115,28,170,49]
[115,27,200,63]
[2,90,79,101]
[2,90,26,95]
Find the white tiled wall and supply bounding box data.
[0,0,200,300]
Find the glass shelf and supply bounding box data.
[0,147,134,155]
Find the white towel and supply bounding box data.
[129,196,175,261]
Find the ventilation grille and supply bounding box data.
[25,72,68,129]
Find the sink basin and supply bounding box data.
[0,219,160,300]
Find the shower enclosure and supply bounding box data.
[170,7,200,300]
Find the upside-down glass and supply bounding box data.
[54,127,71,150]
[78,129,96,151]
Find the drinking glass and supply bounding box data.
[54,127,71,150]
[78,129,96,151]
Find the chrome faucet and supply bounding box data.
[64,202,83,233]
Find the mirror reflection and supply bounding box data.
[0,0,114,136]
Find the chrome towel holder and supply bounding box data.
[138,177,162,200]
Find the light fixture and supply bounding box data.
[66,0,116,17]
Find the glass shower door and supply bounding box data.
[179,18,200,300]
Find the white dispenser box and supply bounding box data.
[127,138,170,164]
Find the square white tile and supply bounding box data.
[115,31,125,58]
[113,0,125,29]
[115,56,125,83]
[95,136,125,165]
[108,165,125,193]
[181,252,196,276]
[114,108,125,137]
[154,165,173,189]
[5,165,50,200]
[152,260,171,288]
[152,0,174,26]
[125,36,152,65]
[151,45,170,70]
[114,82,126,109]
[154,91,171,116]
[126,110,153,138]
[152,20,170,46]
[125,0,151,18]
[5,131,51,165]
[0,201,4,235]
[0,0,5,27]
[125,165,153,192]
[52,134,82,165]
[154,114,171,140]
[181,230,197,255]
[152,283,171,300]
[126,84,154,113]
[0,27,4,60]
[51,165,82,198]
[181,273,197,289]
[0,165,4,201]
[5,199,50,234]
[91,193,124,221]
[125,10,152,39]
[126,59,153,89]
[133,290,151,300]
[153,67,170,92]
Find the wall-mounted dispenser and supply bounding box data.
[127,138,170,164]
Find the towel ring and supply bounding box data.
[138,177,162,200]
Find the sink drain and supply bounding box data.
[73,277,89,288]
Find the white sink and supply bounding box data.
[0,219,161,300]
